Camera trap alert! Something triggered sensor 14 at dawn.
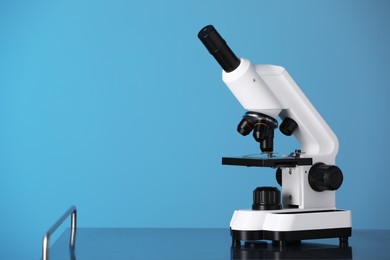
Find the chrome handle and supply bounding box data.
[42,205,77,260]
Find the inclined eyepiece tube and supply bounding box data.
[198,25,240,72]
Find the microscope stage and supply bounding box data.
[222,156,312,168]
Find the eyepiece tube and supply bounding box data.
[198,25,240,72]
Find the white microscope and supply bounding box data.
[198,25,352,247]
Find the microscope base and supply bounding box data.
[231,228,351,247]
[230,209,352,247]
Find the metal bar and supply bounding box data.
[42,206,77,260]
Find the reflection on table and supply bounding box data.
[49,228,389,260]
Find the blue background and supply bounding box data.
[1,0,389,258]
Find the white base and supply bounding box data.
[230,209,352,232]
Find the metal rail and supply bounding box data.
[42,205,77,260]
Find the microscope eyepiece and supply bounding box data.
[198,25,240,72]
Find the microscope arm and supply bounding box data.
[198,25,338,164]
[223,59,339,164]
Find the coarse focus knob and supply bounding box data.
[309,163,343,191]
[276,168,282,186]
[252,187,282,210]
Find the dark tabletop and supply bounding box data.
[49,228,390,259]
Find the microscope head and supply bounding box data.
[237,112,278,156]
[198,25,279,156]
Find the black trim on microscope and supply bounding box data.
[231,227,352,247]
[222,157,313,168]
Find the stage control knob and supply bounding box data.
[309,163,343,191]
[252,187,282,210]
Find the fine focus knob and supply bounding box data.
[309,163,343,191]
[252,187,282,210]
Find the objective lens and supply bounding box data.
[253,123,269,142]
[237,119,253,136]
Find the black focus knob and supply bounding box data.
[309,163,343,192]
[280,117,298,136]
[276,168,282,186]
[252,187,282,210]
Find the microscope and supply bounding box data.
[198,25,352,247]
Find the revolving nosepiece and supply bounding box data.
[237,112,278,154]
